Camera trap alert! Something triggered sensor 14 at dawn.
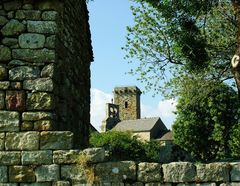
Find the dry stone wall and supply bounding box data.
[0,0,92,148]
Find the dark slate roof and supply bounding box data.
[158,131,173,141]
[112,117,163,132]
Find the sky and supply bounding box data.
[87,0,177,131]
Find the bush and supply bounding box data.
[172,79,239,162]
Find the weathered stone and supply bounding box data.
[0,45,11,61]
[16,10,41,20]
[35,164,60,182]
[20,184,51,186]
[19,33,45,49]
[9,66,40,81]
[95,161,136,182]
[45,35,55,49]
[40,131,73,150]
[0,16,8,26]
[5,132,39,150]
[7,11,14,19]
[3,1,22,11]
[0,10,6,16]
[53,181,70,186]
[0,166,7,182]
[1,19,25,36]
[0,133,4,150]
[220,183,240,186]
[0,184,18,186]
[34,120,53,131]
[12,49,55,63]
[0,81,10,89]
[10,82,22,89]
[231,163,240,181]
[0,111,19,132]
[27,92,54,110]
[126,183,144,186]
[81,148,105,163]
[196,163,229,182]
[53,150,80,164]
[6,91,25,111]
[162,162,196,183]
[23,78,53,91]
[138,162,162,182]
[9,166,35,182]
[22,112,53,121]
[0,91,5,109]
[42,11,58,21]
[9,60,28,66]
[22,4,34,10]
[41,63,54,78]
[27,21,57,34]
[21,121,33,131]
[61,165,86,182]
[22,150,52,165]
[2,37,18,47]
[0,151,21,165]
[0,65,7,80]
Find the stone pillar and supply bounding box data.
[0,0,93,148]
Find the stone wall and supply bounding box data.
[0,147,240,185]
[0,0,93,148]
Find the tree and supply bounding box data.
[123,0,237,96]
[172,79,239,162]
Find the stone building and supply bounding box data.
[0,0,93,149]
[102,86,170,142]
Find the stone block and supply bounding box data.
[138,162,162,182]
[27,92,54,110]
[27,21,57,34]
[22,4,34,10]
[0,111,19,132]
[0,166,7,182]
[220,183,240,186]
[0,45,11,61]
[41,63,54,78]
[16,10,41,20]
[34,120,53,131]
[231,162,240,181]
[0,133,4,150]
[95,161,136,182]
[45,36,55,49]
[9,66,40,81]
[21,121,33,131]
[0,82,10,90]
[0,184,18,186]
[53,150,80,164]
[22,112,53,121]
[196,163,229,182]
[3,1,22,11]
[40,131,73,150]
[5,132,39,150]
[0,16,8,26]
[10,82,22,89]
[0,151,21,165]
[0,65,7,80]
[126,183,144,186]
[12,48,55,63]
[0,91,5,109]
[35,164,59,182]
[162,162,196,183]
[6,91,25,111]
[145,184,171,186]
[42,11,58,21]
[1,19,25,36]
[23,78,53,92]
[19,33,45,49]
[2,38,18,47]
[22,150,52,165]
[81,148,105,163]
[20,184,51,186]
[61,165,86,182]
[9,166,35,182]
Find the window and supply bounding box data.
[125,101,128,108]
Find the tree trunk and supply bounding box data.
[232,0,240,99]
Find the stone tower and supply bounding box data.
[0,0,93,148]
[114,86,142,121]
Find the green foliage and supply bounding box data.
[123,0,236,96]
[172,79,239,162]
[230,123,240,158]
[90,131,162,162]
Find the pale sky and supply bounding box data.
[88,0,177,131]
